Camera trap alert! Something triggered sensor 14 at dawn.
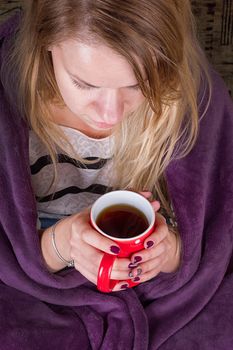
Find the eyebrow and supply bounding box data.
[69,73,140,89]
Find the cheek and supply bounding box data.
[127,92,146,112]
[57,82,92,113]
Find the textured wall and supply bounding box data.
[191,0,232,95]
[0,0,232,94]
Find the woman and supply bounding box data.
[0,1,233,349]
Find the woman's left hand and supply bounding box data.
[129,203,181,283]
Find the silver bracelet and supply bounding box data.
[51,220,74,268]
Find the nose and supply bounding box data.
[93,89,125,124]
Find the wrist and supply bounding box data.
[40,217,73,272]
[51,219,74,268]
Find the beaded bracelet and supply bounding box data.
[51,220,74,268]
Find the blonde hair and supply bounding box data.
[2,0,211,218]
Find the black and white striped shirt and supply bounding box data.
[29,126,114,222]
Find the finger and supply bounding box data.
[75,251,130,283]
[129,252,169,279]
[131,267,160,284]
[111,257,133,280]
[112,281,130,292]
[130,238,171,269]
[138,191,160,214]
[138,191,153,199]
[77,261,131,292]
[128,265,143,279]
[74,260,97,285]
[71,219,121,256]
[71,242,103,280]
[76,259,132,288]
[151,200,160,212]
[139,191,160,206]
[128,190,160,213]
[143,213,169,250]
[71,237,102,268]
[112,257,132,271]
[72,237,132,281]
[75,262,129,291]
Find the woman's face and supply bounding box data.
[50,39,145,134]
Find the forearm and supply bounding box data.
[40,218,73,272]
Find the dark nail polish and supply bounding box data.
[134,256,142,263]
[128,262,138,269]
[120,284,128,290]
[133,276,140,282]
[146,240,154,249]
[128,271,134,278]
[137,268,142,276]
[110,245,120,254]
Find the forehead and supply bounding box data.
[52,39,139,88]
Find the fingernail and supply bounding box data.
[110,245,120,254]
[133,256,142,263]
[120,284,128,290]
[128,262,138,269]
[133,276,140,282]
[146,241,154,249]
[136,268,142,276]
[128,270,134,278]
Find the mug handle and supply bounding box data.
[97,253,118,292]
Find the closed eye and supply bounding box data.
[129,85,140,91]
[71,77,140,91]
[71,79,95,90]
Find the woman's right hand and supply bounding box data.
[41,209,132,291]
[68,209,132,291]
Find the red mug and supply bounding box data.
[90,190,155,293]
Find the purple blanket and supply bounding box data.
[0,15,233,350]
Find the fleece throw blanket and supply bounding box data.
[0,14,233,350]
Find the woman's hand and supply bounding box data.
[128,212,181,283]
[69,209,134,291]
[41,207,140,291]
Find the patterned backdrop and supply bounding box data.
[0,0,232,94]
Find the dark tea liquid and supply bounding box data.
[96,204,149,238]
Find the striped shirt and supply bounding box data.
[29,126,114,223]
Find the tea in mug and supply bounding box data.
[96,204,149,238]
